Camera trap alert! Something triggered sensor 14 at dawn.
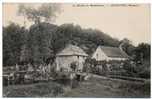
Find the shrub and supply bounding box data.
[123,60,150,79]
[70,61,78,71]
[138,68,150,79]
[52,85,64,96]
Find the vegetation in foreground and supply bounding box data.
[3,81,64,97]
[63,77,150,98]
[3,75,150,98]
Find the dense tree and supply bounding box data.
[15,4,123,65]
[3,4,150,79]
[3,21,150,68]
[3,23,28,66]
[17,4,61,65]
[133,43,150,62]
[18,4,61,24]
[120,38,136,56]
[129,43,150,78]
[52,24,120,55]
[26,23,57,64]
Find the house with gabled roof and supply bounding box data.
[92,45,129,61]
[55,44,88,72]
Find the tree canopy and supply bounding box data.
[3,22,150,66]
[18,4,61,24]
[3,4,150,81]
[3,23,28,66]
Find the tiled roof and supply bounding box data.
[56,44,88,56]
[100,46,129,58]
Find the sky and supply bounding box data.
[3,3,151,46]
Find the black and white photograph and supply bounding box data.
[2,3,151,98]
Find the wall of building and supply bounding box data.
[92,47,128,61]
[106,57,127,61]
[92,47,108,61]
[55,55,86,72]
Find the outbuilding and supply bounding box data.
[92,46,129,61]
[55,44,88,72]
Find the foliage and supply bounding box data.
[138,68,150,79]
[3,22,150,76]
[83,58,96,73]
[83,58,108,75]
[119,38,135,56]
[133,43,150,62]
[122,60,138,77]
[107,60,150,79]
[3,3,150,82]
[53,24,120,55]
[70,61,78,71]
[3,23,28,66]
[3,81,64,97]
[135,60,150,79]
[83,58,150,79]
[18,4,61,24]
[26,23,57,64]
[3,22,121,65]
[3,22,150,80]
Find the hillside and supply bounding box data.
[3,22,122,65]
[3,22,150,67]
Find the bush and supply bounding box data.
[51,85,64,96]
[142,80,150,95]
[3,77,9,86]
[84,58,150,79]
[3,81,64,97]
[70,61,78,71]
[138,68,150,79]
[123,60,150,79]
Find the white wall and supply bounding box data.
[92,46,108,61]
[92,46,127,61]
[56,55,86,72]
[106,57,127,61]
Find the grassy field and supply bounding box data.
[62,76,150,98]
[3,75,150,98]
[3,81,64,97]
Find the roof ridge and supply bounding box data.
[56,44,88,56]
[98,45,129,58]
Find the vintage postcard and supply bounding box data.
[2,3,150,98]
